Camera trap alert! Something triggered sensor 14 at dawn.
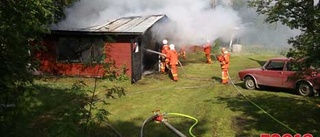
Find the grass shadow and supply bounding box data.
[237,81,298,96]
[14,84,90,137]
[211,76,221,83]
[2,83,125,137]
[257,86,297,96]
[214,94,320,136]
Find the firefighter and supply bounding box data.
[166,44,179,81]
[179,45,186,59]
[217,47,230,84]
[203,40,212,64]
[160,39,170,73]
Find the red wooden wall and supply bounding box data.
[37,40,132,78]
[105,42,132,77]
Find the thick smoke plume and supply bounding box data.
[55,0,242,46]
[55,0,299,48]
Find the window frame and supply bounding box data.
[264,60,286,71]
[56,37,105,64]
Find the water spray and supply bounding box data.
[145,49,166,57]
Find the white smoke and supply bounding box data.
[55,0,243,46]
[55,0,299,48]
[315,0,320,6]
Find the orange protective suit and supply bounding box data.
[160,44,169,73]
[179,46,186,59]
[203,43,212,64]
[166,49,179,81]
[217,49,230,84]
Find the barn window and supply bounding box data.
[57,37,104,63]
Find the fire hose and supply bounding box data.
[140,110,198,137]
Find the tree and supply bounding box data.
[249,0,320,68]
[0,0,77,135]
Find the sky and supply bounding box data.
[54,0,301,47]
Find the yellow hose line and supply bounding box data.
[166,112,198,137]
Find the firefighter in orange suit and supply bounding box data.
[166,44,179,81]
[217,47,230,84]
[160,39,169,73]
[179,45,186,59]
[203,40,212,64]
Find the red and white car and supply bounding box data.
[238,57,320,96]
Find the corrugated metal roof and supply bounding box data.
[76,14,166,34]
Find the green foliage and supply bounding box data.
[248,0,320,68]
[212,39,221,53]
[102,62,129,81]
[71,80,88,92]
[0,0,78,135]
[117,65,130,81]
[25,79,125,137]
[83,80,125,136]
[105,86,126,99]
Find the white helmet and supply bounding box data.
[162,39,168,45]
[169,44,175,50]
[221,47,228,53]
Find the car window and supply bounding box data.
[265,60,285,71]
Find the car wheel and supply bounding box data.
[244,76,256,90]
[297,82,313,97]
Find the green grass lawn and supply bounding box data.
[23,52,320,137]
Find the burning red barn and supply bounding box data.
[36,14,168,83]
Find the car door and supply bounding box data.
[281,61,299,88]
[257,60,286,87]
